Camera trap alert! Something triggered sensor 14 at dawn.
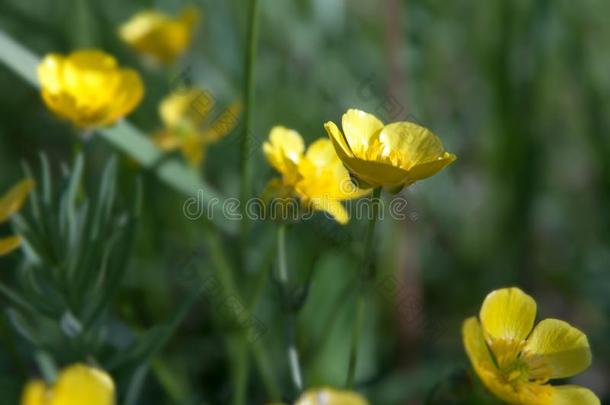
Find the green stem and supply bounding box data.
[277,224,288,283]
[277,224,304,392]
[240,0,261,256]
[202,221,280,401]
[346,187,382,388]
[236,3,260,399]
[346,295,365,388]
[232,336,248,405]
[252,340,281,400]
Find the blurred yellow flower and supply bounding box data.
[37,50,144,129]
[0,178,34,256]
[463,287,600,405]
[324,109,455,191]
[21,363,115,405]
[153,88,241,167]
[263,126,369,225]
[294,388,369,405]
[119,6,200,64]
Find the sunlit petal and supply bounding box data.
[551,385,600,405]
[20,380,48,405]
[263,126,305,182]
[308,198,349,225]
[480,287,536,343]
[405,152,456,184]
[341,109,384,153]
[50,364,115,405]
[524,319,592,379]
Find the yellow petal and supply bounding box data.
[304,138,339,168]
[462,317,495,373]
[404,152,456,184]
[308,198,350,225]
[479,287,536,343]
[50,364,115,405]
[324,121,354,158]
[263,126,304,184]
[342,158,410,188]
[205,101,242,143]
[265,126,304,163]
[37,54,65,94]
[62,50,118,98]
[67,49,117,69]
[297,141,369,201]
[20,379,48,405]
[181,135,206,167]
[119,11,165,43]
[107,68,144,125]
[295,388,369,405]
[0,235,22,256]
[341,109,384,153]
[551,385,600,405]
[524,319,592,379]
[159,89,214,128]
[376,122,450,169]
[0,178,35,223]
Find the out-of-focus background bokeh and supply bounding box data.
[0,0,609,404]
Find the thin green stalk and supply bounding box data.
[277,224,304,392]
[231,336,249,405]
[346,187,382,388]
[346,295,365,388]
[277,224,288,283]
[252,340,281,400]
[236,4,260,400]
[201,222,247,405]
[202,222,280,401]
[240,0,261,255]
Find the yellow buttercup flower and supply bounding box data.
[294,388,369,405]
[0,178,34,256]
[263,126,369,225]
[37,50,144,128]
[463,287,600,405]
[119,6,200,64]
[21,363,115,405]
[324,109,455,191]
[153,88,241,167]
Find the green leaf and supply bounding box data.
[123,364,149,405]
[106,285,204,371]
[59,310,83,338]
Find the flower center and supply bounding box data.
[489,338,553,388]
[352,138,409,169]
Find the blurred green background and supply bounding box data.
[0,0,609,404]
